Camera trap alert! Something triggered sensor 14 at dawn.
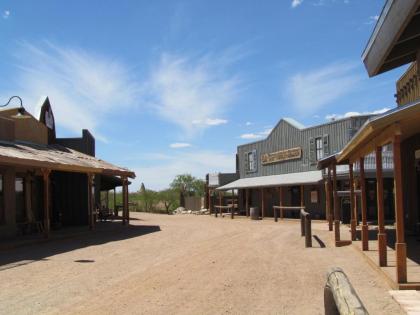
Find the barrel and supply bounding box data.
[250,207,260,220]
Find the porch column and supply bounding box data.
[87,173,95,230]
[24,173,33,223]
[125,177,130,225]
[113,187,117,217]
[208,189,212,215]
[261,188,265,219]
[42,168,51,238]
[332,163,340,243]
[300,184,304,211]
[360,157,369,251]
[231,189,234,219]
[376,146,387,266]
[393,134,407,283]
[349,163,356,241]
[327,167,333,231]
[122,176,129,225]
[245,189,249,217]
[218,191,222,217]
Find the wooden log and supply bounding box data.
[375,146,387,267]
[300,210,305,237]
[231,189,234,219]
[245,189,249,217]
[279,186,283,220]
[305,214,312,248]
[87,173,95,230]
[324,267,368,315]
[261,188,265,219]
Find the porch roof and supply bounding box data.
[0,140,135,178]
[338,100,420,163]
[362,0,420,76]
[216,170,323,190]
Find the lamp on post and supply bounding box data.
[1,96,29,118]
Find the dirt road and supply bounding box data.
[0,213,403,314]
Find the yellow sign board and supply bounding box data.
[261,147,302,165]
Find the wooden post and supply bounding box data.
[24,173,33,223]
[300,184,304,211]
[231,189,234,219]
[87,173,95,230]
[125,177,130,225]
[42,169,51,238]
[245,189,249,217]
[359,157,369,251]
[122,177,129,225]
[332,163,340,243]
[113,187,117,217]
[393,135,407,283]
[354,179,359,226]
[349,163,356,241]
[279,187,283,220]
[219,191,222,217]
[261,188,265,219]
[327,167,333,231]
[106,190,109,209]
[208,188,212,214]
[375,146,387,267]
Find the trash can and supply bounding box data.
[250,207,260,220]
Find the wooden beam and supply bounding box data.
[327,167,333,231]
[349,163,356,241]
[41,168,51,238]
[261,188,265,219]
[231,189,234,219]
[393,135,407,283]
[113,188,117,217]
[332,164,340,244]
[359,157,369,251]
[245,189,249,217]
[87,173,95,230]
[375,146,387,267]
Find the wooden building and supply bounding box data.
[317,0,420,287]
[0,97,135,239]
[210,116,393,220]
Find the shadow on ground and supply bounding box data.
[0,222,160,270]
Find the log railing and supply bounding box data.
[300,209,312,248]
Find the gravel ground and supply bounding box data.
[0,213,404,315]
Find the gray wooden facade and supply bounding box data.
[237,116,372,178]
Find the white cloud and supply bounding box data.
[144,52,240,137]
[169,142,191,149]
[365,15,379,25]
[131,150,235,190]
[325,107,390,121]
[245,121,253,126]
[6,41,140,141]
[3,10,10,19]
[286,62,361,115]
[192,118,228,126]
[291,0,303,8]
[240,127,272,140]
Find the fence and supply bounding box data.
[184,196,204,211]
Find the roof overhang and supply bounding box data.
[362,0,420,77]
[338,100,420,163]
[216,171,323,191]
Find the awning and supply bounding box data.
[0,140,135,178]
[338,100,420,163]
[362,0,420,76]
[216,170,323,190]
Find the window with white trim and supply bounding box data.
[315,137,323,161]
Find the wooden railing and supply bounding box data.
[396,61,420,106]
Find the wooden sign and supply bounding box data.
[261,147,302,165]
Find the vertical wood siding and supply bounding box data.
[238,116,371,178]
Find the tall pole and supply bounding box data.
[87,173,95,230]
[42,169,51,238]
[360,157,369,251]
[393,135,407,283]
[327,167,333,231]
[332,163,340,243]
[376,146,387,266]
[349,163,356,241]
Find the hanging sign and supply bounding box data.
[261,147,302,165]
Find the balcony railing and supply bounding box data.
[395,62,420,106]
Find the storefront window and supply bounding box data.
[315,137,323,161]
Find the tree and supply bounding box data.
[138,187,158,212]
[170,174,206,197]
[158,189,179,213]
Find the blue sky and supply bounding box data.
[0,0,406,190]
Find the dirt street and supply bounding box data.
[0,213,403,315]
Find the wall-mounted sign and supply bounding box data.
[261,147,302,165]
[311,190,318,203]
